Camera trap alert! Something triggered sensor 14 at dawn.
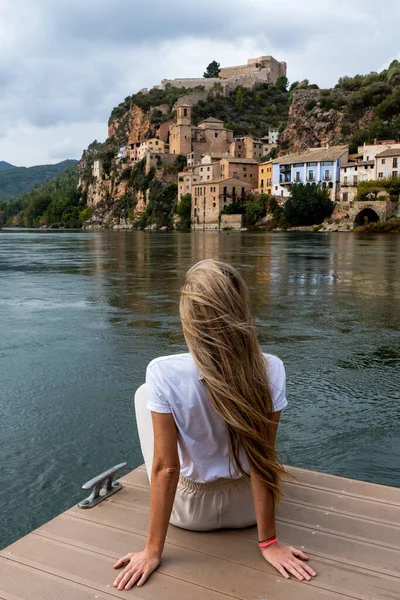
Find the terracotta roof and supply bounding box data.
[375,147,400,158]
[273,145,348,165]
[220,157,259,164]
[198,177,253,186]
[341,161,375,168]
[198,116,225,124]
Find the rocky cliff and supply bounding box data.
[279,88,374,154]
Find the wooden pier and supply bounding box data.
[1,465,399,599]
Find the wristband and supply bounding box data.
[258,536,278,549]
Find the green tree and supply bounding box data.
[176,193,192,230]
[204,61,221,78]
[0,209,6,229]
[276,76,289,91]
[284,183,334,226]
[235,87,245,109]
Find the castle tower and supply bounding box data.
[169,104,192,156]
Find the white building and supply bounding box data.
[340,160,375,202]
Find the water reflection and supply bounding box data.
[0,229,399,551]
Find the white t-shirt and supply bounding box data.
[145,353,287,483]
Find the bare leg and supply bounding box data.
[134,384,154,482]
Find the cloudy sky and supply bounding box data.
[1,0,399,166]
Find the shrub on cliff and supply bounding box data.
[145,181,178,228]
[175,193,192,230]
[284,183,334,226]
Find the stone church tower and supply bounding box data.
[169,104,193,156]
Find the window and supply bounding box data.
[394,158,398,168]
[212,202,216,207]
[382,159,386,164]
[354,166,358,171]
[308,170,314,181]
[183,108,187,117]
[261,179,264,187]
[343,192,348,202]
[215,133,218,138]
[393,171,398,178]
[207,167,210,171]
[295,171,300,182]
[200,167,203,172]
[353,176,358,185]
[378,172,383,178]
[344,176,348,184]
[324,169,330,180]
[275,186,278,191]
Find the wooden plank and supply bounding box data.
[120,468,400,524]
[57,502,400,576]
[0,557,117,600]
[56,501,400,599]
[101,479,400,548]
[2,525,341,600]
[286,467,400,505]
[283,482,400,524]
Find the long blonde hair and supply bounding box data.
[180,259,286,504]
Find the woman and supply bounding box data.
[113,259,316,590]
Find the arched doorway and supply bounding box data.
[354,207,380,227]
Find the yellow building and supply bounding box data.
[192,178,252,230]
[258,161,273,195]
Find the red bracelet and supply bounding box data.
[259,536,278,549]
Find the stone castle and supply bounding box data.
[155,55,287,92]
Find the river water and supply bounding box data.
[0,229,399,549]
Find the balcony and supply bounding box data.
[280,176,291,185]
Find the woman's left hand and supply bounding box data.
[261,543,316,581]
[113,549,161,590]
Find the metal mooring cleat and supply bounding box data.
[78,462,127,508]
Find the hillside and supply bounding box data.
[0,161,15,171]
[280,61,400,153]
[0,159,78,202]
[0,166,83,228]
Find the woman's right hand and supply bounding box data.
[113,549,161,590]
[261,543,317,581]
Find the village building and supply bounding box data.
[272,145,349,200]
[230,137,264,160]
[340,159,375,202]
[192,178,253,230]
[129,138,168,164]
[92,159,103,179]
[375,147,400,180]
[361,140,400,162]
[219,157,259,186]
[169,106,234,157]
[178,170,200,199]
[259,161,273,195]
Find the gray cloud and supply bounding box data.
[1,0,400,165]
